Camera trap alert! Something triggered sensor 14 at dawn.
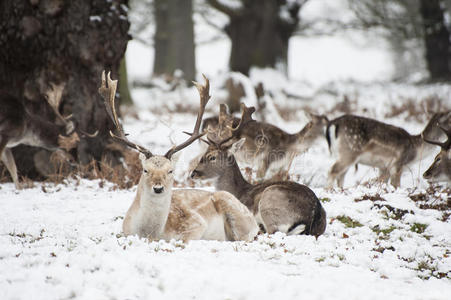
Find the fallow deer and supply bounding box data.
[191,104,327,237]
[201,106,328,179]
[422,125,451,184]
[0,84,81,189]
[99,72,258,242]
[326,112,451,188]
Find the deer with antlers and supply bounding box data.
[201,106,328,179]
[99,72,258,241]
[0,84,84,189]
[191,103,327,237]
[422,124,451,184]
[325,112,451,188]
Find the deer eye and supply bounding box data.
[209,156,216,161]
[168,170,173,175]
[143,169,148,174]
[436,157,441,163]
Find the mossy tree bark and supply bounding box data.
[0,0,130,178]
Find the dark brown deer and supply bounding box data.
[422,124,451,184]
[191,104,327,237]
[201,105,328,179]
[100,72,258,241]
[0,84,80,189]
[325,112,451,188]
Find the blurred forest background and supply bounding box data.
[0,0,450,182]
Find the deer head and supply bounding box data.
[44,82,97,151]
[191,103,255,180]
[422,124,451,183]
[100,71,211,194]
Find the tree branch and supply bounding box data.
[206,0,241,17]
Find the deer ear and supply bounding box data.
[228,138,246,155]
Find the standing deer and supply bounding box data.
[201,105,328,179]
[325,112,451,188]
[99,72,258,241]
[191,104,327,237]
[0,84,80,189]
[422,125,451,183]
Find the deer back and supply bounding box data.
[326,115,417,164]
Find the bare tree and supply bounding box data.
[153,0,196,81]
[206,0,309,76]
[348,0,451,81]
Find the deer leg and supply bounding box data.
[327,157,355,188]
[1,145,21,190]
[212,191,258,242]
[378,168,390,183]
[256,158,269,179]
[389,166,402,188]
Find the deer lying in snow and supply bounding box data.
[326,112,451,188]
[201,105,328,179]
[0,85,82,189]
[99,72,258,241]
[422,124,451,184]
[191,104,327,237]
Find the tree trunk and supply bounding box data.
[153,0,196,82]
[119,57,133,106]
[0,0,130,177]
[208,0,301,76]
[419,0,451,81]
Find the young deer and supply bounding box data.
[325,112,450,188]
[0,84,80,189]
[99,72,258,242]
[191,104,327,237]
[202,106,328,179]
[422,125,451,184]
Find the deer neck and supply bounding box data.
[216,156,252,199]
[136,179,172,239]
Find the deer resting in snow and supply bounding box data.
[99,72,258,241]
[0,85,81,189]
[191,104,327,237]
[201,105,328,179]
[422,124,451,184]
[325,112,450,188]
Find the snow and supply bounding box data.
[2,75,451,299]
[2,2,451,299]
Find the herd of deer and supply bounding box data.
[1,72,450,243]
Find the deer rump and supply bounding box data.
[247,181,326,237]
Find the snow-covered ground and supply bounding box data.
[1,76,451,299]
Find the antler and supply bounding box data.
[45,82,73,131]
[99,71,153,158]
[422,124,451,150]
[164,74,211,159]
[45,82,98,138]
[207,103,256,148]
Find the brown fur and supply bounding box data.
[202,110,328,179]
[122,155,258,242]
[326,112,451,188]
[191,140,327,237]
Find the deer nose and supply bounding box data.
[191,170,200,178]
[153,186,164,194]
